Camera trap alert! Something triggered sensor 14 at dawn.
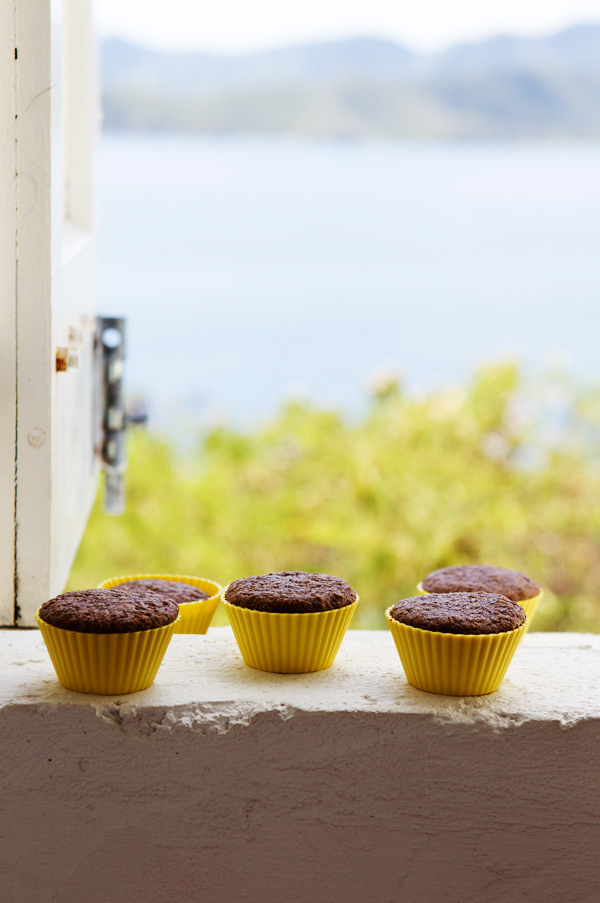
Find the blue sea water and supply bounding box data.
[99,135,600,427]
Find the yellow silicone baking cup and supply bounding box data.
[99,574,222,634]
[222,590,358,673]
[386,607,527,696]
[416,582,543,630]
[35,611,180,694]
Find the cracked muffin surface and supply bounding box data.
[422,565,540,602]
[389,592,527,635]
[39,588,179,633]
[225,571,357,613]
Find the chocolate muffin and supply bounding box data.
[422,565,540,602]
[389,592,527,636]
[117,578,209,604]
[39,588,179,634]
[225,570,356,614]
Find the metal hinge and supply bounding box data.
[96,317,149,514]
[97,317,127,515]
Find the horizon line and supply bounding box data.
[99,18,600,60]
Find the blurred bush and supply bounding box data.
[69,363,600,631]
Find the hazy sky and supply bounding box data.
[97,0,600,53]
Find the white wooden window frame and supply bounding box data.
[1,1,100,626]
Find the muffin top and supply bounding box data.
[38,588,179,634]
[388,592,527,635]
[117,579,209,604]
[225,570,357,614]
[422,565,540,602]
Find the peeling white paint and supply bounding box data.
[94,700,298,736]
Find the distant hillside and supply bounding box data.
[101,25,600,139]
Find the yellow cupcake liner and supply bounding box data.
[416,582,543,631]
[222,590,358,673]
[386,608,527,696]
[99,574,222,634]
[35,612,180,695]
[517,591,543,626]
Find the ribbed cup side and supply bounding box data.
[416,584,543,633]
[98,574,222,634]
[174,595,220,634]
[35,614,179,694]
[222,595,358,673]
[385,610,527,696]
[519,592,543,631]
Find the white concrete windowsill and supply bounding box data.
[1,627,599,725]
[1,629,599,903]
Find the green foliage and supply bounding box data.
[69,363,600,632]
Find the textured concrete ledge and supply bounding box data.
[0,629,599,903]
